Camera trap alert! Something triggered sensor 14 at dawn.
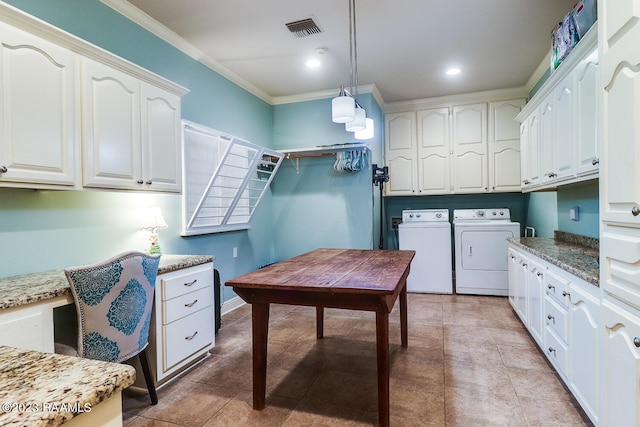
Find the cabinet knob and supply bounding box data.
[548,172,557,178]
[522,263,527,267]
[592,158,599,166]
[547,284,555,291]
[137,179,144,184]
[537,272,543,277]
[633,206,640,217]
[0,166,7,174]
[562,291,570,297]
[634,337,640,348]
[548,347,556,355]
[145,180,152,185]
[547,314,555,321]
[522,179,530,185]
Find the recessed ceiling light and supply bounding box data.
[306,58,321,68]
[446,68,461,76]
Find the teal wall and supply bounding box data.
[0,0,274,304]
[271,93,384,259]
[524,192,558,237]
[556,180,599,238]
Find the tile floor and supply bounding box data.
[123,293,591,426]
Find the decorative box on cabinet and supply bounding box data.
[81,58,183,193]
[0,21,78,189]
[146,262,215,386]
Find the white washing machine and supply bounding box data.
[453,208,520,296]
[398,209,453,294]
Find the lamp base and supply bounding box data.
[148,244,162,255]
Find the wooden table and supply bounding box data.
[226,248,415,427]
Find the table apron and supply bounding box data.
[232,287,399,313]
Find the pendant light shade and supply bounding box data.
[355,118,374,140]
[345,106,366,132]
[332,87,355,123]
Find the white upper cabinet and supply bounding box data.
[141,83,182,192]
[489,99,525,192]
[516,28,598,192]
[82,58,141,190]
[452,103,487,193]
[385,97,523,196]
[417,107,450,194]
[81,59,183,192]
[384,111,416,195]
[0,22,78,188]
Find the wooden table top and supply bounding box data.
[226,248,416,295]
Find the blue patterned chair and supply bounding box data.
[57,251,160,405]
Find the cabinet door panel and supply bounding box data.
[602,299,640,427]
[575,52,599,175]
[453,104,487,193]
[417,108,450,194]
[142,83,181,192]
[602,224,640,309]
[603,0,640,48]
[490,100,524,192]
[0,23,77,186]
[82,59,141,189]
[539,98,555,182]
[527,260,544,346]
[555,75,576,180]
[385,112,416,195]
[387,156,414,194]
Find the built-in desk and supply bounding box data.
[0,254,214,426]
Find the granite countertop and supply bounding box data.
[0,345,135,426]
[507,231,599,286]
[0,254,214,311]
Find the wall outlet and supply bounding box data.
[570,207,580,221]
[391,217,402,229]
[233,247,238,258]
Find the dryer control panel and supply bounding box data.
[453,208,512,222]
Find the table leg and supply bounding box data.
[316,306,324,339]
[376,310,390,427]
[252,303,270,410]
[400,282,408,348]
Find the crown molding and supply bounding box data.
[100,0,272,103]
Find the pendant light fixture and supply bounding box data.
[332,0,372,133]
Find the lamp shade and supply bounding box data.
[141,207,168,231]
[332,95,355,123]
[355,118,374,140]
[345,106,367,132]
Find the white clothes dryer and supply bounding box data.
[398,209,453,294]
[453,208,520,296]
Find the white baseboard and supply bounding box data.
[221,296,245,315]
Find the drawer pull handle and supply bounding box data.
[185,299,198,308]
[136,179,144,184]
[548,347,556,355]
[562,291,570,297]
[547,284,555,291]
[634,337,640,348]
[522,263,527,267]
[633,206,640,217]
[547,314,555,321]
[592,158,599,166]
[184,279,198,287]
[537,272,543,277]
[0,166,7,174]
[185,331,198,341]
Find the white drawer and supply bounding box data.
[545,269,570,307]
[160,263,213,301]
[545,327,568,378]
[545,295,568,342]
[163,286,213,325]
[163,306,214,373]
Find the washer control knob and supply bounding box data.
[500,211,505,215]
[409,213,414,218]
[436,213,442,219]
[492,211,497,216]
[477,210,485,217]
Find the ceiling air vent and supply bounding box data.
[285,18,322,38]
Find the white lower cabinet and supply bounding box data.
[568,280,600,425]
[508,244,600,425]
[602,298,640,427]
[147,262,215,386]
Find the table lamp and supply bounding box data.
[141,207,168,255]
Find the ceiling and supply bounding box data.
[116,0,577,105]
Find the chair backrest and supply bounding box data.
[65,251,160,363]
